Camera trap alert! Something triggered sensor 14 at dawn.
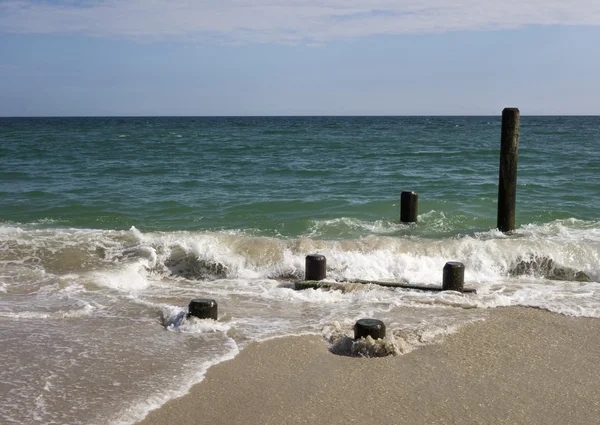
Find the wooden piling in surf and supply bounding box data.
[497,108,520,232]
[188,299,218,320]
[305,254,326,281]
[442,261,465,292]
[400,191,418,223]
[354,318,386,340]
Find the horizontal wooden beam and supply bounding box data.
[294,279,476,293]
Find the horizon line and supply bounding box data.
[2,114,600,118]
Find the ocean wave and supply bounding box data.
[2,220,599,319]
[1,220,598,284]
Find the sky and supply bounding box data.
[1,0,600,116]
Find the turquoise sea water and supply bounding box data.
[2,116,597,234]
[1,116,599,424]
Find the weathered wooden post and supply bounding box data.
[497,108,520,232]
[442,261,465,292]
[400,191,418,223]
[354,318,386,340]
[188,298,218,320]
[305,254,326,281]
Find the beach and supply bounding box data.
[3,0,600,420]
[137,306,600,425]
[1,116,599,424]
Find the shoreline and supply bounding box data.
[136,306,600,425]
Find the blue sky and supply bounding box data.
[1,0,599,116]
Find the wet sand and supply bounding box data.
[137,307,600,425]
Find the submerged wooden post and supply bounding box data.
[354,319,386,340]
[400,191,418,223]
[497,108,520,232]
[188,298,218,320]
[305,254,326,281]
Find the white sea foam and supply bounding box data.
[55,219,598,319]
[0,311,51,319]
[110,338,240,425]
[1,220,599,319]
[0,303,95,320]
[160,305,232,333]
[93,261,151,291]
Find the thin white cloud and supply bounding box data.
[1,0,599,43]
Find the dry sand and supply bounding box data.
[137,307,600,425]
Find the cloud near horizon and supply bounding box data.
[1,0,600,43]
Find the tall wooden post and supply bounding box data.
[400,191,418,223]
[497,108,520,232]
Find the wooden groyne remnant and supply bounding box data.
[498,108,520,232]
[400,191,418,223]
[398,108,520,232]
[296,255,476,293]
[187,298,218,320]
[442,261,466,291]
[305,254,327,281]
[185,109,522,321]
[354,319,386,340]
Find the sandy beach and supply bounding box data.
[136,307,600,425]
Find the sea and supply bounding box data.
[1,116,599,424]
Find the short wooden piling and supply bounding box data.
[188,298,218,320]
[400,191,418,223]
[442,261,465,292]
[497,108,520,232]
[354,318,386,340]
[305,254,326,281]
